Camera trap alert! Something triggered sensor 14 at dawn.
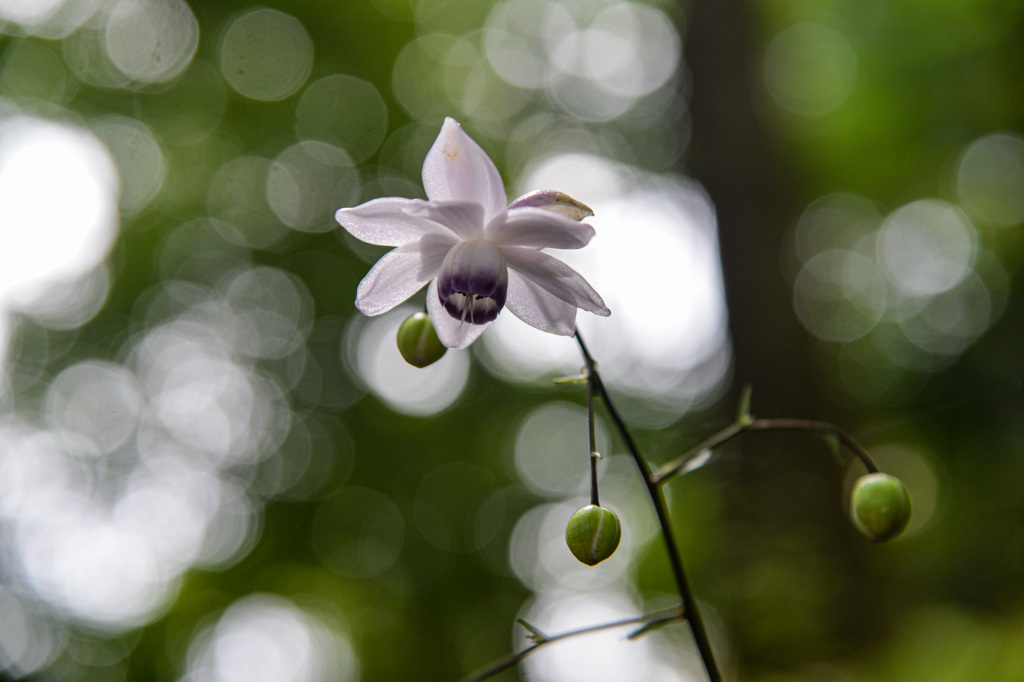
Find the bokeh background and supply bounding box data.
[0,0,1021,680]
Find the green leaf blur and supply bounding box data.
[0,0,1020,681]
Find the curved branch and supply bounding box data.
[653,417,880,485]
[459,607,685,682]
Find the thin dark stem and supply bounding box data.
[459,606,685,682]
[653,422,745,485]
[654,418,880,485]
[575,332,722,682]
[746,419,880,473]
[588,376,600,506]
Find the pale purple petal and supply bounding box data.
[406,200,486,241]
[502,247,610,317]
[507,189,594,221]
[505,269,577,336]
[487,207,596,249]
[355,238,453,316]
[337,197,463,246]
[426,279,490,349]
[422,118,506,223]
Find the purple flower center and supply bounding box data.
[436,240,508,325]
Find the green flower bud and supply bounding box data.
[565,504,621,566]
[850,473,912,542]
[396,312,447,368]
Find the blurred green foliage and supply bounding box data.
[0,0,1021,681]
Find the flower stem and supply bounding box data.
[587,373,600,506]
[575,332,722,682]
[458,606,685,682]
[653,418,880,485]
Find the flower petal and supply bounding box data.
[406,200,486,241]
[426,279,490,348]
[337,197,463,246]
[503,247,610,317]
[355,237,453,316]
[505,269,577,336]
[422,118,506,223]
[507,189,594,221]
[488,207,596,249]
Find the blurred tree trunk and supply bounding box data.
[681,3,868,672]
[683,0,818,416]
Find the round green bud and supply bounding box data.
[850,473,912,542]
[396,312,447,368]
[565,505,622,566]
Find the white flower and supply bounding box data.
[335,117,610,349]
